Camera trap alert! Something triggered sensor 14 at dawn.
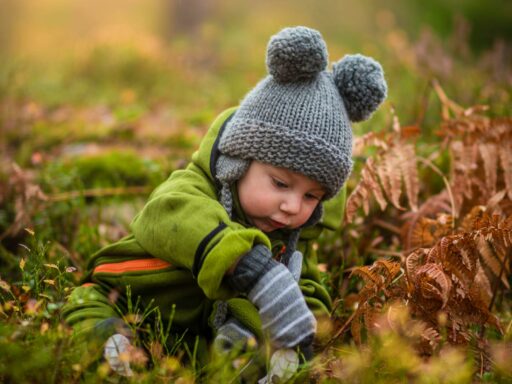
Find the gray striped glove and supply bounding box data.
[228,245,316,349]
[214,318,258,354]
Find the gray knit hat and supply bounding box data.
[217,26,387,201]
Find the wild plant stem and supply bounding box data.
[488,247,508,313]
[326,310,357,348]
[417,156,457,223]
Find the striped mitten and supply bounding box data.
[228,245,316,349]
[213,318,258,354]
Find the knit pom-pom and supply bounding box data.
[266,26,328,83]
[333,54,387,122]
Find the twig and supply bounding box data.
[417,156,457,222]
[366,248,403,258]
[431,79,465,118]
[47,186,152,202]
[488,247,509,313]
[372,218,402,235]
[325,311,357,348]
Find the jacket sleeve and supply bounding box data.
[130,163,271,301]
[62,284,120,338]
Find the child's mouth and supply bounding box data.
[268,218,286,229]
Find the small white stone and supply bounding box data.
[104,334,133,377]
[258,348,299,383]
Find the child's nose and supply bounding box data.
[280,194,302,215]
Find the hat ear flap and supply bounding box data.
[333,54,387,122]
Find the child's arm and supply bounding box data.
[226,244,316,349]
[130,165,271,300]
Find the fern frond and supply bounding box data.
[346,158,387,222]
[353,132,389,156]
[479,143,498,196]
[401,192,453,250]
[415,263,452,308]
[475,225,511,289]
[378,151,404,210]
[474,260,493,306]
[345,182,370,222]
[419,326,441,354]
[435,235,478,287]
[351,305,364,345]
[466,284,502,331]
[499,139,512,201]
[363,306,379,331]
[366,159,388,211]
[406,216,453,249]
[397,144,419,211]
[405,248,428,286]
[460,205,486,232]
[350,266,383,287]
[450,141,478,201]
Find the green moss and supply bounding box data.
[58,150,167,189]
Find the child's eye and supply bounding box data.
[305,193,321,201]
[272,178,288,189]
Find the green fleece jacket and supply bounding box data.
[63,107,344,345]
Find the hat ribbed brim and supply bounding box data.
[219,119,353,199]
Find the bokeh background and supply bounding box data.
[2,0,511,121]
[1,0,511,276]
[1,0,511,270]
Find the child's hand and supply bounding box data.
[228,245,316,349]
[104,333,133,377]
[250,262,316,348]
[285,250,303,282]
[213,317,258,354]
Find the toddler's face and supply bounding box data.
[236,161,325,233]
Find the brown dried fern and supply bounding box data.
[343,83,511,359]
[346,110,420,222]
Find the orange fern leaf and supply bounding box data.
[474,260,493,306]
[499,142,512,201]
[345,158,387,222]
[351,306,364,345]
[377,151,404,210]
[397,144,419,211]
[351,265,383,287]
[374,259,402,285]
[365,158,388,211]
[476,233,510,289]
[353,132,389,156]
[479,143,498,196]
[405,248,428,285]
[415,263,452,308]
[460,205,486,232]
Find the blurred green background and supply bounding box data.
[0,0,511,251]
[1,0,510,121]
